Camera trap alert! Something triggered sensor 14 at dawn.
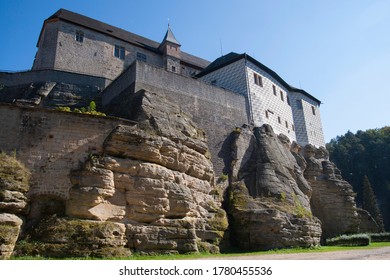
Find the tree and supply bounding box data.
[327,126,390,231]
[362,175,384,232]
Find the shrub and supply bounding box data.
[220,174,228,182]
[55,101,106,116]
[368,232,390,242]
[326,234,371,246]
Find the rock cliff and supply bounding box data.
[14,90,227,258]
[302,145,381,238]
[0,82,100,108]
[0,153,30,259]
[227,125,322,250]
[0,89,379,258]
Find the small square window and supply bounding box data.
[75,31,84,43]
[136,52,147,62]
[172,66,176,72]
[114,45,125,60]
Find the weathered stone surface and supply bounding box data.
[66,167,119,221]
[228,183,322,250]
[127,224,198,254]
[0,153,30,259]
[227,125,321,250]
[357,209,382,233]
[15,216,130,258]
[0,153,30,215]
[61,91,228,254]
[303,144,361,239]
[0,82,100,108]
[0,213,23,259]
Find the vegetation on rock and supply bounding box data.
[56,101,106,116]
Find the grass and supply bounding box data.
[11,242,390,260]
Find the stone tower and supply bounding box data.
[159,24,181,73]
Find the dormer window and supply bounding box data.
[114,45,125,60]
[75,31,84,43]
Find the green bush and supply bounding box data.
[326,234,371,246]
[56,101,106,116]
[368,232,390,242]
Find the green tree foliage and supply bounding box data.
[327,126,390,230]
[362,175,384,231]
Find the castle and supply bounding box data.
[1,10,381,259]
[2,8,325,147]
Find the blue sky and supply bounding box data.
[1,0,389,143]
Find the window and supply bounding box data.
[265,110,269,119]
[211,80,217,85]
[311,105,316,115]
[285,121,288,128]
[272,85,277,96]
[280,91,284,101]
[292,124,295,131]
[75,31,84,43]
[254,73,263,87]
[114,45,125,60]
[287,96,291,106]
[278,116,281,124]
[136,52,147,62]
[172,66,176,72]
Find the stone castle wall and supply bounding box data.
[0,104,133,199]
[102,61,250,175]
[0,69,109,88]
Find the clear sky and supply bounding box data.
[1,0,389,143]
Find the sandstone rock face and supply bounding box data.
[357,209,382,233]
[228,125,322,250]
[0,82,101,108]
[15,216,130,258]
[61,91,227,255]
[0,213,23,259]
[0,153,30,259]
[303,144,360,239]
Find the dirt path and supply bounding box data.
[199,246,390,260]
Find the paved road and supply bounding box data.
[200,246,390,260]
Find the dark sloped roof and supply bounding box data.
[160,25,181,46]
[196,52,321,105]
[39,9,209,69]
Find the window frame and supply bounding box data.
[75,31,84,43]
[253,73,263,87]
[280,91,284,101]
[136,52,147,62]
[114,45,125,60]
